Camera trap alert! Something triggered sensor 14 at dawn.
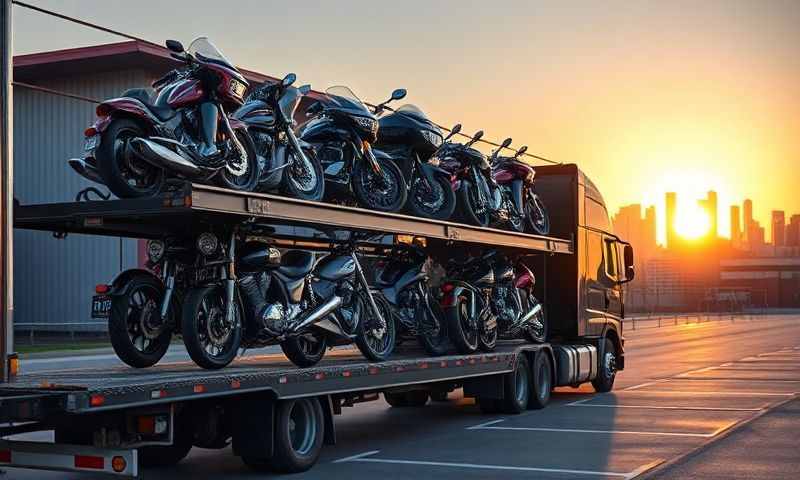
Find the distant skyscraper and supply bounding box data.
[706,191,718,239]
[743,199,753,243]
[787,214,800,247]
[666,192,677,249]
[644,205,657,248]
[730,205,741,245]
[772,210,786,247]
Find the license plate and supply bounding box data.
[84,134,100,152]
[91,294,112,318]
[230,80,246,98]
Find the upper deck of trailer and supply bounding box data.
[13,183,573,254]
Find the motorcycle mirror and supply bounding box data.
[450,124,462,135]
[165,39,184,53]
[516,145,528,156]
[390,88,407,101]
[299,84,312,95]
[282,73,297,88]
[472,130,484,141]
[500,137,513,149]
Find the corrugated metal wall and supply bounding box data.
[13,69,150,333]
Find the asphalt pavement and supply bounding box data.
[3,314,799,479]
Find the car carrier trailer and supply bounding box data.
[0,163,633,477]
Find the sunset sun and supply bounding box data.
[674,205,711,239]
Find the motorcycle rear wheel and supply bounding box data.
[523,303,548,343]
[97,118,165,198]
[281,331,328,368]
[444,296,479,354]
[478,322,498,352]
[217,130,259,192]
[417,301,449,356]
[525,192,551,235]
[181,286,242,369]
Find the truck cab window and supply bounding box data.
[604,239,618,280]
[585,198,611,231]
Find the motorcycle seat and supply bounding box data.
[120,88,176,121]
[278,250,315,278]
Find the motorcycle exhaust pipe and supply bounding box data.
[515,302,543,329]
[129,138,202,177]
[68,158,105,185]
[289,295,342,333]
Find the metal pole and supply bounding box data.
[0,0,13,382]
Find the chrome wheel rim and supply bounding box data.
[288,150,319,193]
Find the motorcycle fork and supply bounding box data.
[351,251,386,329]
[511,180,524,218]
[160,260,175,321]
[223,230,238,326]
[471,168,489,211]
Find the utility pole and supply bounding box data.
[1,0,14,382]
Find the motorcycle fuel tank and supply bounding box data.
[316,254,355,281]
[163,78,205,109]
[233,99,275,128]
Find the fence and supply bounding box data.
[621,310,799,331]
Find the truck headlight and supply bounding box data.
[146,240,165,263]
[197,232,218,256]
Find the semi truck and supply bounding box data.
[0,163,633,477]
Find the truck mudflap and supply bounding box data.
[0,439,138,477]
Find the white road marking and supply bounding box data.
[334,449,658,478]
[466,418,505,430]
[565,400,763,412]
[471,425,722,437]
[622,380,668,391]
[614,390,795,397]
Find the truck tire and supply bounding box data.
[243,398,324,474]
[528,351,553,409]
[592,338,617,393]
[500,355,530,414]
[384,391,429,408]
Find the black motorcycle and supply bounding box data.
[180,228,396,369]
[299,86,408,212]
[435,130,493,226]
[374,243,449,356]
[485,251,547,343]
[374,104,456,220]
[232,73,325,201]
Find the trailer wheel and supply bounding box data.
[244,398,324,473]
[500,355,530,414]
[592,338,617,393]
[384,391,429,408]
[528,351,553,409]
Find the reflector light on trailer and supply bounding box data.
[368,367,378,375]
[455,360,463,366]
[278,376,288,384]
[193,384,206,394]
[231,379,241,389]
[314,372,325,380]
[440,361,447,367]
[74,455,104,470]
[395,366,404,372]
[89,395,105,407]
[137,416,156,435]
[150,390,167,399]
[342,371,351,377]
[419,362,428,369]
[0,449,11,463]
[111,456,127,473]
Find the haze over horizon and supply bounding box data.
[11,0,800,243]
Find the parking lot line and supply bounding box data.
[613,390,794,397]
[470,423,725,438]
[333,449,660,478]
[671,376,800,383]
[465,418,505,430]
[622,380,669,391]
[565,398,763,412]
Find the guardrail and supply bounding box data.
[622,311,798,330]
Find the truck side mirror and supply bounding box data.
[621,244,635,283]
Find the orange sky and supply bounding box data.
[13,0,800,242]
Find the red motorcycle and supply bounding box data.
[490,142,550,235]
[69,37,259,198]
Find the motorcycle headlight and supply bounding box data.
[421,130,442,148]
[353,116,378,134]
[146,240,165,263]
[197,232,218,256]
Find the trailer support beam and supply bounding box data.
[0,0,14,382]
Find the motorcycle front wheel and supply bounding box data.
[181,286,243,369]
[523,301,548,343]
[408,174,456,220]
[281,331,328,368]
[352,157,407,212]
[417,300,449,356]
[355,293,397,361]
[457,181,490,227]
[218,130,259,192]
[108,274,172,368]
[525,192,551,235]
[96,118,165,198]
[284,146,325,202]
[444,295,479,354]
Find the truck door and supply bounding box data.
[602,236,623,319]
[585,231,608,335]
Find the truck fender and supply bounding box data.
[320,395,336,445]
[108,268,163,296]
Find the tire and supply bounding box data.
[528,351,553,409]
[108,274,172,368]
[384,391,428,408]
[408,173,456,220]
[526,192,550,235]
[355,293,397,361]
[218,130,259,192]
[417,300,449,356]
[281,331,328,368]
[243,398,324,474]
[181,286,242,370]
[445,295,478,354]
[500,355,530,414]
[592,338,618,393]
[478,318,498,352]
[522,301,548,344]
[283,146,325,201]
[96,118,165,198]
[352,157,407,212]
[457,181,490,227]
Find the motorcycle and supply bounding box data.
[232,73,325,201]
[373,243,449,356]
[180,228,396,369]
[488,141,551,235]
[70,37,258,198]
[92,236,198,368]
[435,129,493,227]
[299,86,408,212]
[374,104,456,220]
[439,250,547,354]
